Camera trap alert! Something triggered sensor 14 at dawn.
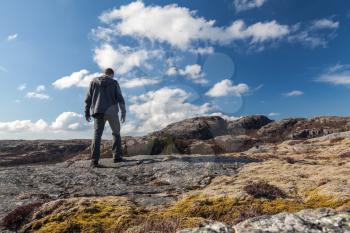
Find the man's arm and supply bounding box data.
[84,82,93,122]
[115,81,126,122]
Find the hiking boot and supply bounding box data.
[90,161,99,168]
[113,157,124,163]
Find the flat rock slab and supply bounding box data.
[234,208,350,233]
[0,154,256,220]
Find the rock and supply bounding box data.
[0,140,90,166]
[123,136,155,156]
[150,116,227,140]
[234,208,350,233]
[257,118,305,142]
[0,154,254,220]
[227,115,273,135]
[213,135,259,153]
[258,116,350,143]
[178,222,233,233]
[187,140,216,155]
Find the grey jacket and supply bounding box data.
[84,75,126,117]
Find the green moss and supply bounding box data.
[22,191,350,232]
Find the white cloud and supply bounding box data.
[289,18,339,48]
[53,69,100,89]
[51,112,89,131]
[119,77,160,88]
[17,83,27,91]
[0,112,90,135]
[234,0,267,12]
[125,87,212,134]
[206,79,250,97]
[209,112,239,121]
[268,112,280,117]
[190,47,214,54]
[25,84,50,100]
[167,64,208,84]
[317,64,350,85]
[284,90,304,97]
[97,1,289,50]
[312,19,339,30]
[26,92,50,100]
[7,33,18,41]
[93,44,161,74]
[36,85,46,92]
[0,119,48,132]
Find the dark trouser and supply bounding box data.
[91,113,123,163]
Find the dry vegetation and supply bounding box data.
[2,134,350,232]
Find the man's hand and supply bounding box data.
[85,114,91,122]
[121,113,126,123]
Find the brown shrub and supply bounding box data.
[338,151,350,159]
[1,202,42,231]
[284,157,296,164]
[244,181,286,200]
[124,217,180,233]
[234,204,263,224]
[329,137,345,144]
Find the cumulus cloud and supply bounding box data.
[0,119,48,132]
[53,70,100,89]
[206,79,250,97]
[0,112,90,135]
[234,0,267,12]
[283,90,304,97]
[7,33,18,41]
[51,112,89,131]
[96,1,289,50]
[125,87,212,134]
[166,64,208,84]
[119,77,160,88]
[312,19,339,30]
[93,44,161,74]
[317,64,350,85]
[25,85,50,100]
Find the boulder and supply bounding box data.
[213,135,258,153]
[123,136,155,156]
[227,115,273,135]
[187,140,216,155]
[150,116,227,140]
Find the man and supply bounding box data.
[84,68,126,168]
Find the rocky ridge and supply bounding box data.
[0,115,350,232]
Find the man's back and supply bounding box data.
[85,75,126,117]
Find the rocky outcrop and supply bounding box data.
[3,116,350,164]
[226,115,273,135]
[257,116,350,142]
[0,154,255,220]
[0,140,90,166]
[150,116,228,140]
[179,209,350,233]
[234,208,350,233]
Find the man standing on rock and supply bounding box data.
[84,68,126,168]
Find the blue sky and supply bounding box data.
[0,0,350,139]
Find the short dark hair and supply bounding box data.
[104,68,114,76]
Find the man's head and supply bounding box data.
[104,68,114,77]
